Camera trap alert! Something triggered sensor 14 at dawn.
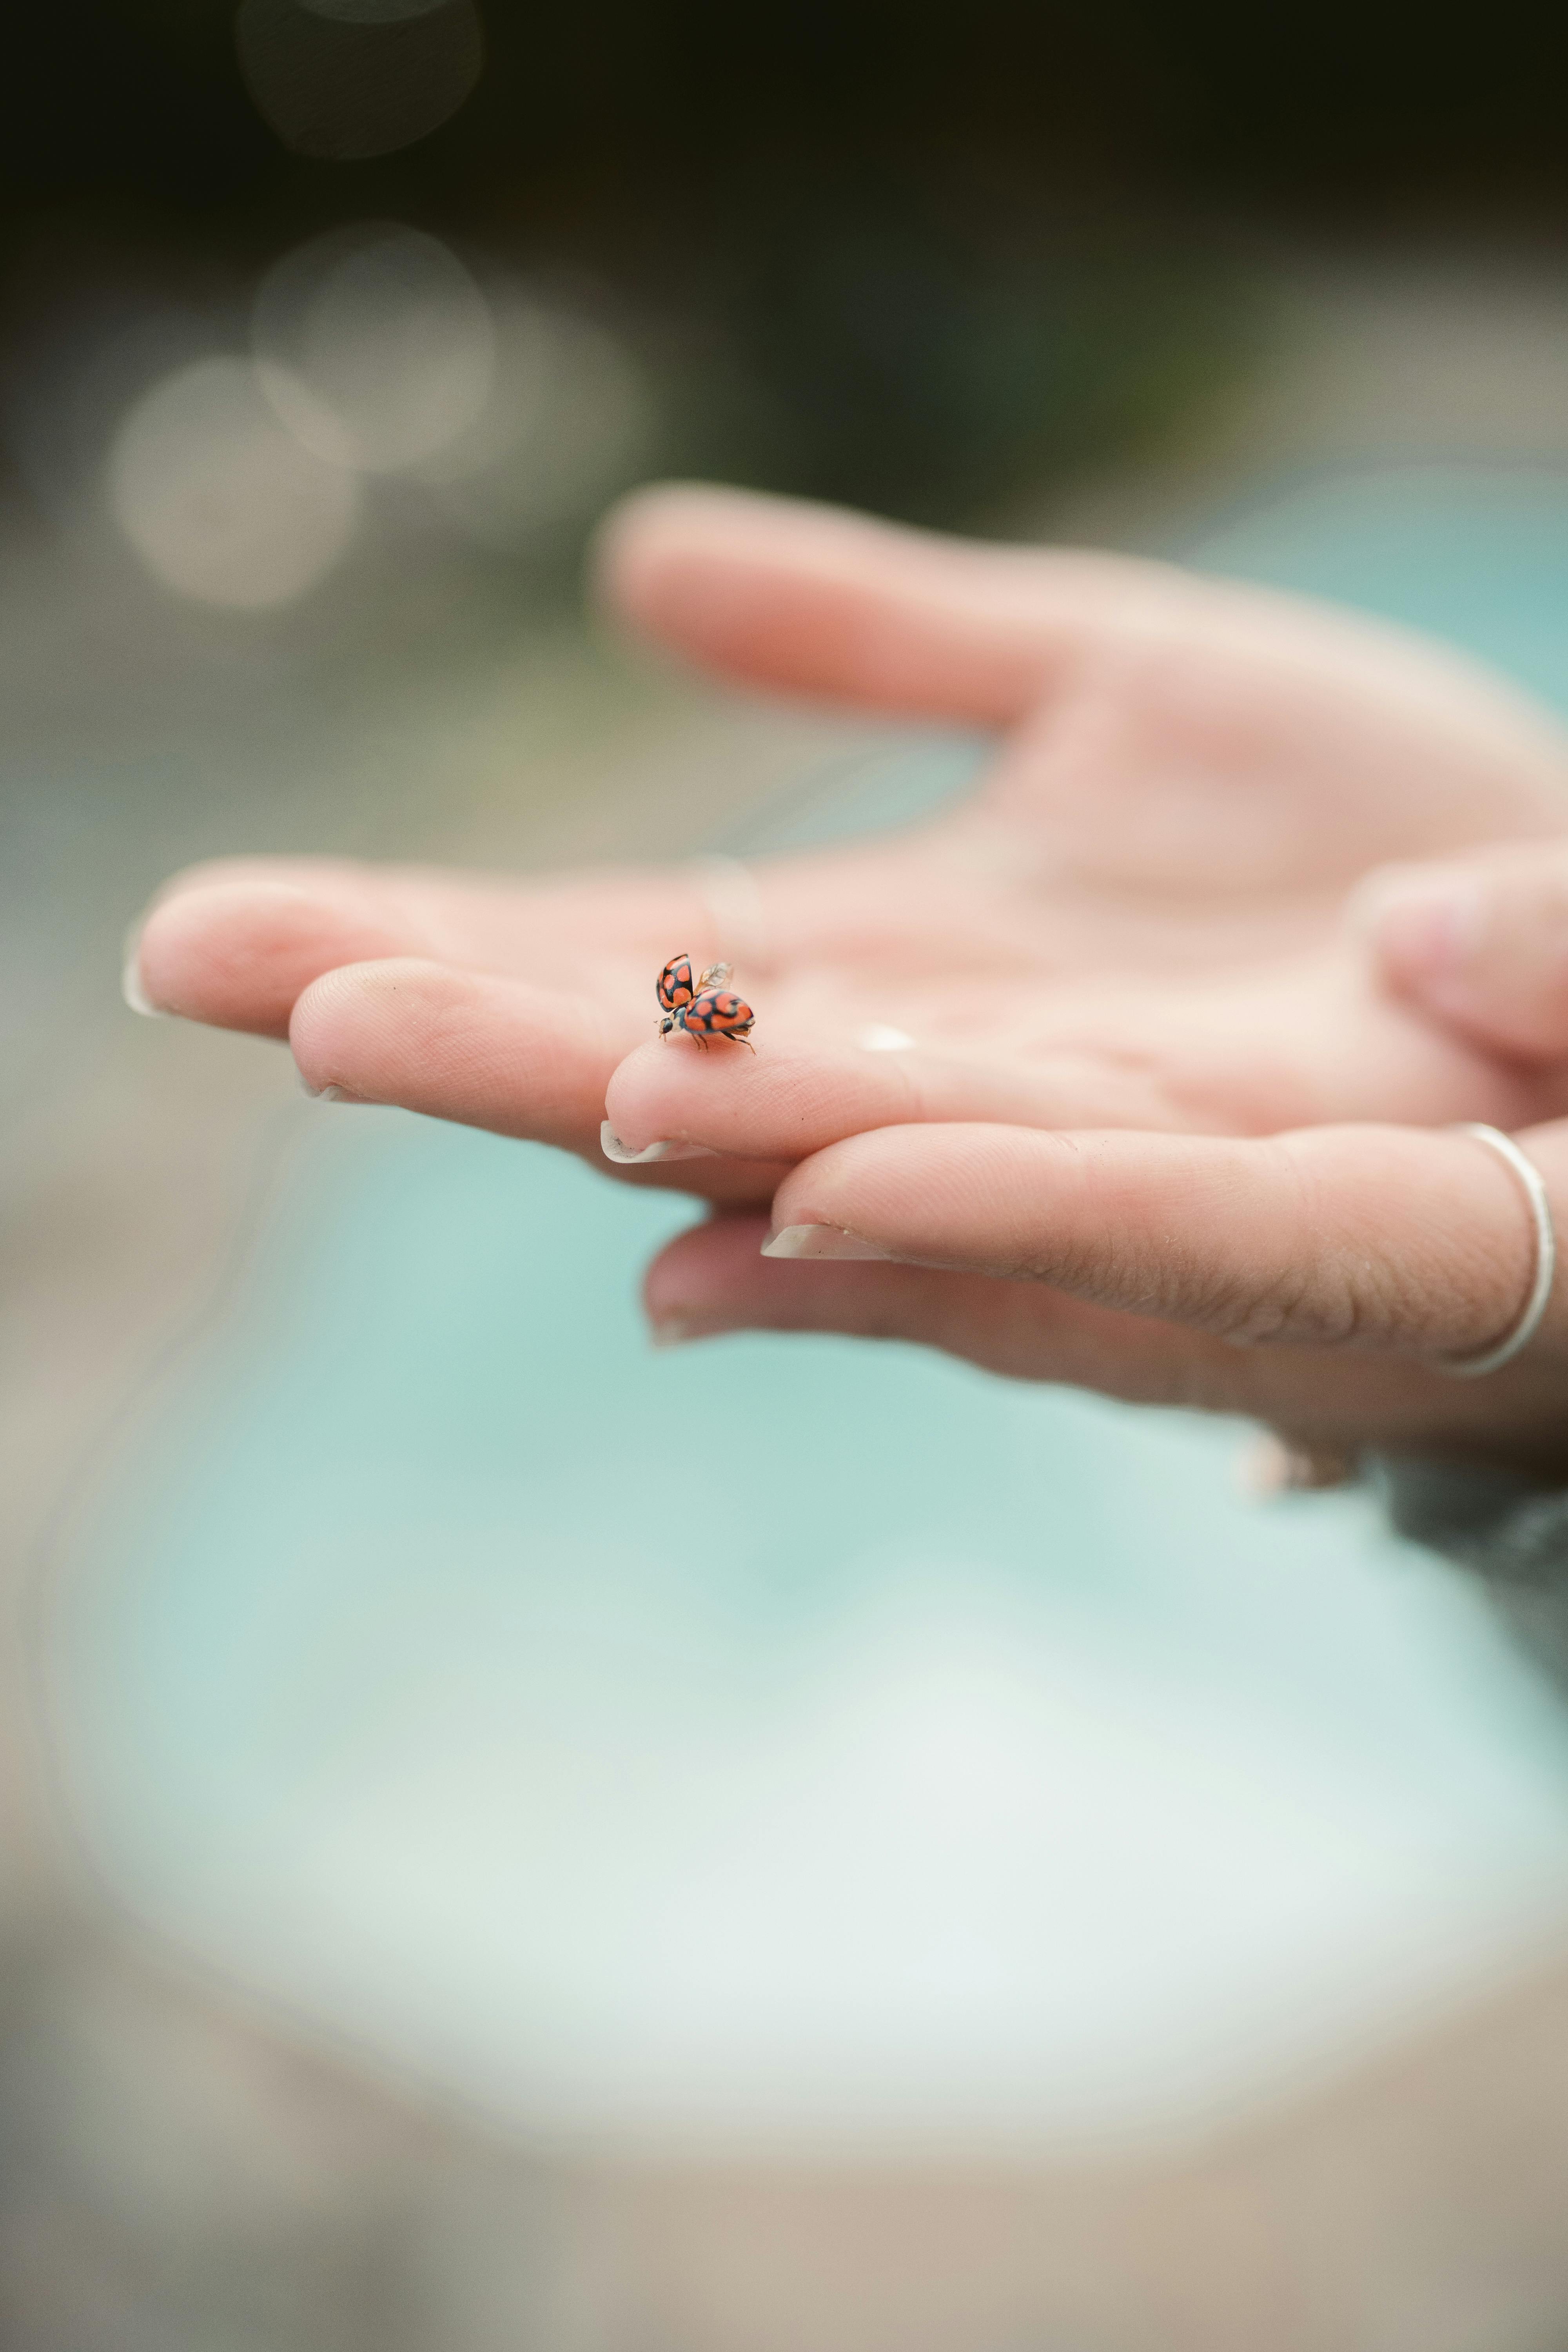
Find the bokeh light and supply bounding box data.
[417,284,654,545]
[108,355,360,608]
[253,223,497,475]
[233,0,483,161]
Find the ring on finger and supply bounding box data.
[1439,1123,1557,1379]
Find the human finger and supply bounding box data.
[1357,840,1568,1062]
[128,857,715,1040]
[288,957,788,1200]
[643,1210,1213,1399]
[602,1028,1200,1171]
[641,1125,1568,1460]
[641,1211,1476,1459]
[599,484,1568,813]
[757,1120,1566,1367]
[641,1212,1539,1459]
[602,947,1555,1171]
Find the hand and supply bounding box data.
[130,484,1568,1205]
[641,1117,1568,1479]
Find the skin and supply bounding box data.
[1368,839,1568,1062]
[650,1121,1568,1478]
[127,485,1568,1472]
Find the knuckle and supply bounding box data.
[1211,1254,1399,1351]
[1183,1139,1418,1353]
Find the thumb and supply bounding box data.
[1356,840,1568,1062]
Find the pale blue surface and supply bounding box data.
[47,463,1568,2148]
[1188,463,1568,710]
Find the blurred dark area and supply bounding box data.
[4,0,1565,532]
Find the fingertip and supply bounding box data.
[288,958,634,1153]
[288,955,479,1104]
[592,482,934,700]
[594,482,782,626]
[137,877,319,1033]
[603,1028,779,1157]
[641,1209,771,1327]
[136,875,406,1037]
[764,1120,951,1236]
[287,954,443,1077]
[1348,862,1482,990]
[641,1198,1003,1357]
[601,1034,681,1152]
[1351,847,1568,1060]
[642,1207,923,1345]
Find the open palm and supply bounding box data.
[132,486,1568,1197]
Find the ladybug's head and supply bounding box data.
[659,1011,677,1036]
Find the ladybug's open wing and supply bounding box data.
[656,953,695,1013]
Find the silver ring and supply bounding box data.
[1440,1124,1557,1377]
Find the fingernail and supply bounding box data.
[1238,1434,1357,1497]
[601,1121,720,1166]
[650,1317,696,1348]
[1350,870,1484,980]
[121,922,161,1017]
[299,1075,367,1103]
[761,1223,893,1260]
[650,1317,733,1347]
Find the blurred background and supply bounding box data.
[14,5,1568,2348]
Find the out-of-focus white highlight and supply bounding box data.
[131,1558,1568,2150]
[419,287,653,544]
[254,225,497,475]
[100,232,649,603]
[857,1022,916,1051]
[108,356,359,609]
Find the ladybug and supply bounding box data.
[656,953,757,1051]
